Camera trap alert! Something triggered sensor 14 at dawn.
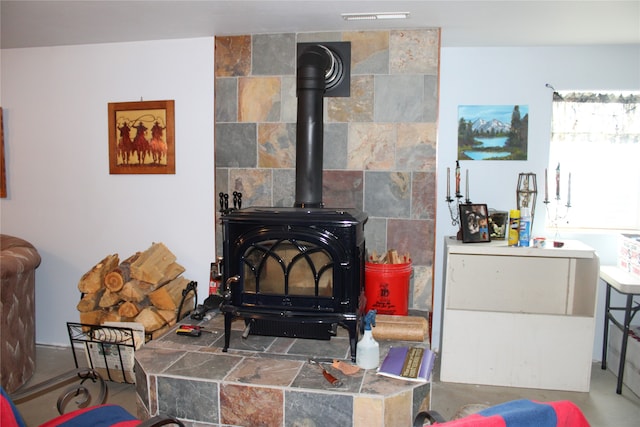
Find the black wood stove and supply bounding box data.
[219,42,367,361]
[220,207,366,360]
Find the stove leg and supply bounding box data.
[222,313,232,352]
[348,321,357,362]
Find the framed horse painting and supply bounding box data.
[108,100,175,174]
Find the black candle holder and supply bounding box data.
[446,161,471,239]
[446,193,471,240]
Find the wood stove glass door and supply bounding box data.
[242,239,333,297]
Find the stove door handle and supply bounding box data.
[223,275,240,300]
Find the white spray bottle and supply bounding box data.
[356,310,379,369]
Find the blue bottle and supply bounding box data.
[518,207,531,247]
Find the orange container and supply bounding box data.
[364,262,412,316]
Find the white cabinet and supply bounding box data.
[440,238,599,392]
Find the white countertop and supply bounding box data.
[445,236,596,259]
[600,265,640,294]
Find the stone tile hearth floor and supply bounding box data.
[133,313,432,426]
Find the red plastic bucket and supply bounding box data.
[364,262,412,315]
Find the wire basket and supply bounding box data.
[66,322,147,384]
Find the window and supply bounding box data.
[548,92,640,231]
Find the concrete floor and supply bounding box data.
[10,344,640,426]
[11,345,137,426]
[430,358,640,426]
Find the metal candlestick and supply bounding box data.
[446,161,471,239]
[446,194,464,226]
[544,194,571,239]
[446,193,471,240]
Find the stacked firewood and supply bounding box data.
[368,249,411,264]
[76,242,194,338]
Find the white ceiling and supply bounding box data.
[1,0,639,49]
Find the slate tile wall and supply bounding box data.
[214,29,439,314]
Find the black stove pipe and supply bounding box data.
[295,45,333,208]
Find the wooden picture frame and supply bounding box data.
[0,107,6,198]
[108,100,175,174]
[459,203,491,243]
[457,105,529,161]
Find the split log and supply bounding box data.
[118,301,142,318]
[99,290,122,308]
[102,308,123,324]
[156,309,177,326]
[104,271,125,292]
[118,281,143,302]
[149,324,172,340]
[159,262,186,285]
[104,253,140,292]
[371,314,429,342]
[130,243,183,285]
[79,310,105,326]
[77,289,105,312]
[78,254,119,294]
[387,250,400,264]
[118,279,159,303]
[148,277,190,311]
[134,307,168,332]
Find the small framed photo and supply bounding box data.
[108,100,175,174]
[459,203,491,243]
[488,209,508,240]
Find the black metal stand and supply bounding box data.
[10,368,107,414]
[66,322,143,384]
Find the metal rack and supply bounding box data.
[66,322,148,384]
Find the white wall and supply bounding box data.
[1,38,215,345]
[434,45,640,360]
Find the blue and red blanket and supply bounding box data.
[2,385,138,427]
[437,399,590,427]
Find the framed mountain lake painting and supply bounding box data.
[457,105,529,161]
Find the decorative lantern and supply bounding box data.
[517,173,537,230]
